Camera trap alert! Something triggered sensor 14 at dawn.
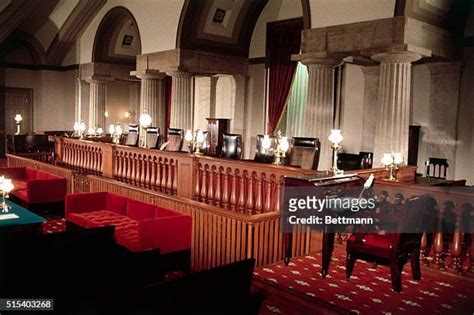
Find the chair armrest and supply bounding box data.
[65,192,107,215]
[26,178,67,204]
[0,167,25,179]
[138,216,192,253]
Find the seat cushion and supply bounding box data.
[115,227,139,252]
[68,210,138,231]
[25,168,37,180]
[347,233,395,250]
[289,147,316,170]
[12,179,27,191]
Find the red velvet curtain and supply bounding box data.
[164,76,172,141]
[266,18,303,134]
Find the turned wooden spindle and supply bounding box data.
[207,166,215,205]
[150,157,156,189]
[275,176,282,213]
[230,170,238,211]
[238,171,246,212]
[161,159,168,192]
[222,169,230,209]
[157,158,163,191]
[246,172,255,214]
[420,233,429,263]
[255,174,263,214]
[433,206,445,270]
[201,165,208,202]
[172,160,178,194]
[195,165,201,201]
[264,175,272,212]
[450,212,463,274]
[215,167,222,207]
[166,160,173,193]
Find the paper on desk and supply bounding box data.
[0,213,19,220]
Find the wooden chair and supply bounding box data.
[146,127,161,149]
[164,128,184,152]
[124,124,139,146]
[426,158,449,179]
[346,194,436,292]
[254,134,275,164]
[221,133,242,159]
[288,137,320,170]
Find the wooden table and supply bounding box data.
[0,200,46,231]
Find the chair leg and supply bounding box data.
[410,250,422,280]
[389,261,402,293]
[346,253,356,279]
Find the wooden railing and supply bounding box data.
[88,175,312,270]
[60,138,112,176]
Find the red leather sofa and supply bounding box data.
[65,192,192,253]
[0,167,67,205]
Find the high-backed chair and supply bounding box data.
[124,125,139,146]
[146,127,161,149]
[254,134,275,164]
[359,151,373,169]
[200,131,209,155]
[165,128,184,152]
[346,194,436,292]
[426,158,448,179]
[221,134,242,159]
[288,137,320,170]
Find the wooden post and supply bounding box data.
[101,143,114,178]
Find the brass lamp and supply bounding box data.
[139,112,152,148]
[381,152,403,181]
[274,131,289,165]
[328,129,344,176]
[109,124,123,144]
[185,129,205,154]
[0,177,14,213]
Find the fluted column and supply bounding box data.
[361,66,380,153]
[303,59,341,171]
[372,52,421,165]
[132,70,166,129]
[85,76,113,129]
[169,71,193,131]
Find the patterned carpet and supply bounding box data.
[254,249,474,315]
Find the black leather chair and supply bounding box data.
[359,151,373,169]
[254,135,275,164]
[165,128,184,152]
[426,158,449,179]
[221,133,242,159]
[288,137,320,170]
[146,127,161,149]
[124,124,139,146]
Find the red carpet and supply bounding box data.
[254,249,474,315]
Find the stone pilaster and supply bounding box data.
[372,52,421,165]
[361,66,380,153]
[131,70,166,130]
[209,76,218,118]
[168,71,193,131]
[85,76,113,129]
[303,58,341,171]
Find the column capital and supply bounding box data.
[292,52,342,67]
[84,75,114,84]
[371,52,422,64]
[361,66,380,77]
[131,69,166,80]
[166,70,192,78]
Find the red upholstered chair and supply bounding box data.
[345,195,436,292]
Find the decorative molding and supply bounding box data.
[47,0,107,65]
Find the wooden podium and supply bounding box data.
[206,118,229,157]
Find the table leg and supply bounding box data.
[322,230,335,278]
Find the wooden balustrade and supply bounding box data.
[88,175,313,270]
[371,181,474,275]
[61,138,108,175]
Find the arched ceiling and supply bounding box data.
[177,0,269,58]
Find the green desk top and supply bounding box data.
[0,200,46,228]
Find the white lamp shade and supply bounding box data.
[2,179,14,193]
[96,128,104,136]
[74,122,80,131]
[328,129,343,145]
[381,153,394,166]
[280,136,290,152]
[184,130,193,142]
[109,124,115,134]
[115,125,123,135]
[262,135,272,150]
[0,176,4,185]
[139,113,152,127]
[196,130,205,143]
[14,114,23,122]
[88,127,95,135]
[79,122,86,131]
[393,153,404,165]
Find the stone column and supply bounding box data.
[303,59,341,171]
[372,52,421,165]
[361,66,380,153]
[131,70,166,129]
[168,71,193,131]
[209,76,218,118]
[85,76,113,129]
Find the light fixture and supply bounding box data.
[139,112,152,148]
[104,111,109,118]
[381,152,403,181]
[109,124,115,135]
[328,129,344,176]
[79,122,86,139]
[14,114,23,135]
[0,177,14,213]
[88,127,96,136]
[273,130,289,165]
[262,135,272,151]
[109,123,123,144]
[124,111,133,124]
[96,128,104,137]
[185,129,205,154]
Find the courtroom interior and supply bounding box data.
[0,0,474,314]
